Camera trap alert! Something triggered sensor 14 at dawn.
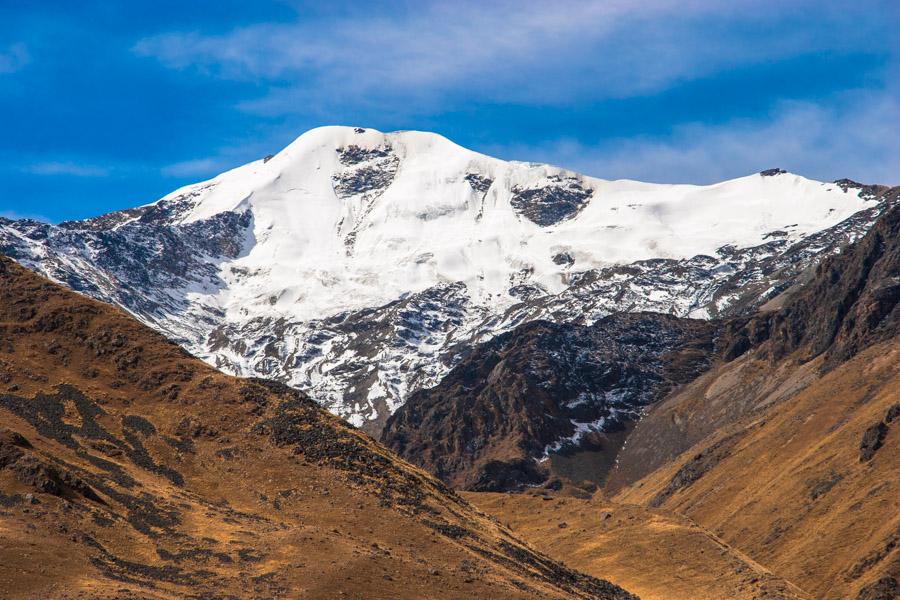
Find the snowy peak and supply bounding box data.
[144,126,879,324]
[0,125,894,431]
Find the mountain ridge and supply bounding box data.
[0,126,892,432]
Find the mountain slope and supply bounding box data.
[0,256,635,600]
[465,492,810,600]
[382,313,717,490]
[0,127,892,431]
[608,203,900,598]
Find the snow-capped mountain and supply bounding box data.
[0,126,891,431]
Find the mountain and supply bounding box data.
[436,201,900,600]
[0,126,893,433]
[0,255,635,599]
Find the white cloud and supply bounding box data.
[22,161,109,177]
[161,157,228,178]
[133,0,874,114]
[0,43,29,74]
[489,91,900,185]
[130,0,897,185]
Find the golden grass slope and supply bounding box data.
[0,256,634,600]
[465,491,810,600]
[613,341,899,599]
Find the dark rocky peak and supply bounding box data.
[760,168,788,176]
[833,178,864,191]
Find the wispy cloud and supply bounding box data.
[160,157,228,178]
[22,161,109,177]
[490,91,900,185]
[134,0,880,115]
[0,42,29,74]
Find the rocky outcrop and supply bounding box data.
[510,174,593,226]
[382,313,717,490]
[723,199,900,370]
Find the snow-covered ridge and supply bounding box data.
[0,126,887,430]
[158,126,875,324]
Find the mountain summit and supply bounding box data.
[0,126,891,431]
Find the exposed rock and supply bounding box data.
[857,576,898,600]
[383,313,717,490]
[336,144,393,166]
[649,433,740,507]
[724,201,900,370]
[859,421,888,462]
[510,175,593,226]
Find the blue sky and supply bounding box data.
[1,0,897,223]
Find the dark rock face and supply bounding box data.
[859,422,888,462]
[857,576,898,600]
[0,427,102,502]
[332,145,399,199]
[510,175,593,226]
[723,201,900,371]
[382,313,717,490]
[332,162,399,199]
[858,403,899,462]
[760,168,788,176]
[552,252,574,267]
[336,144,392,166]
[464,173,493,194]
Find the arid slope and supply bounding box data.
[0,256,634,600]
[608,203,900,598]
[465,492,810,600]
[465,203,899,600]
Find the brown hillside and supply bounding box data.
[607,203,900,598]
[612,341,898,599]
[464,491,810,600]
[465,203,898,600]
[0,256,635,600]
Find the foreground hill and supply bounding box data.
[0,256,634,599]
[1,126,891,432]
